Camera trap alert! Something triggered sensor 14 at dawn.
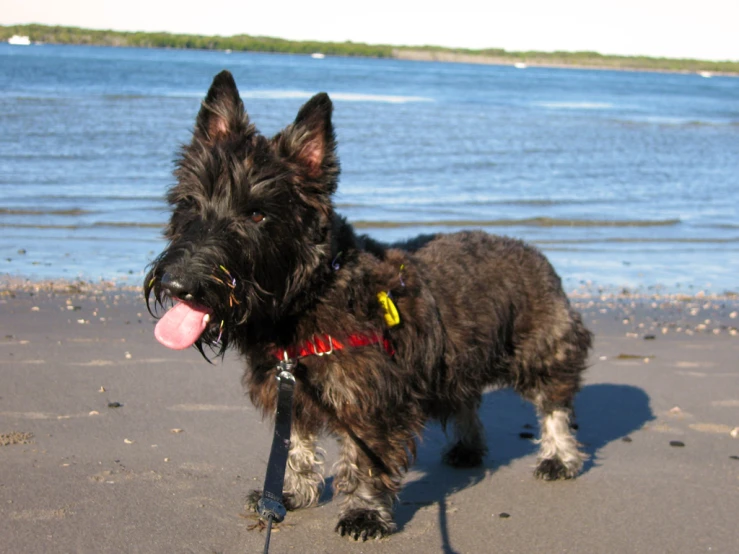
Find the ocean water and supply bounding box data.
[1,43,738,293]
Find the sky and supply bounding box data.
[3,0,739,62]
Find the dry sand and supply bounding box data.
[1,281,738,553]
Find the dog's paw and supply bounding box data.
[534,458,578,481]
[245,489,304,513]
[442,441,485,468]
[245,489,263,513]
[335,509,395,541]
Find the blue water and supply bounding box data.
[1,43,738,293]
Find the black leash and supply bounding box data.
[257,356,296,554]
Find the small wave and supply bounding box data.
[614,117,737,127]
[18,195,164,202]
[102,94,150,100]
[338,198,620,210]
[536,237,739,244]
[454,198,615,207]
[332,92,433,104]
[0,223,80,230]
[11,90,437,105]
[0,222,161,230]
[0,217,680,231]
[642,116,725,126]
[352,217,680,229]
[536,101,614,110]
[0,208,91,216]
[92,222,162,228]
[239,90,433,104]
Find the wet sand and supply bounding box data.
[1,280,738,553]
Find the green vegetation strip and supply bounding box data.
[2,24,737,75]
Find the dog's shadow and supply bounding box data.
[391,383,654,553]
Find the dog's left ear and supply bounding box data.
[278,93,338,186]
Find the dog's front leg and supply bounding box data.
[246,427,324,513]
[282,428,324,509]
[333,432,401,540]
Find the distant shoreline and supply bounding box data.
[2,24,737,76]
[394,49,739,77]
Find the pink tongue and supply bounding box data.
[154,301,211,350]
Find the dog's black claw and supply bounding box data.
[335,509,394,541]
[442,442,485,468]
[534,458,575,481]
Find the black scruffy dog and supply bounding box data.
[145,70,592,541]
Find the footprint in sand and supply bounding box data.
[711,399,739,407]
[689,423,735,434]
[9,508,71,521]
[168,404,249,412]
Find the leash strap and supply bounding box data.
[258,358,296,553]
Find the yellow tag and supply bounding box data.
[377,291,400,327]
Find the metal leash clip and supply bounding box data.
[276,352,297,382]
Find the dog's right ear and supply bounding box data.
[193,70,250,144]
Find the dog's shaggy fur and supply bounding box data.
[145,70,592,541]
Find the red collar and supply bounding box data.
[274,332,395,361]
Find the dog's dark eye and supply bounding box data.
[250,211,265,223]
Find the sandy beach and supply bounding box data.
[1,279,738,553]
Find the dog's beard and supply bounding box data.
[144,263,251,360]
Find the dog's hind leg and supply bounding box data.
[532,395,586,480]
[333,433,402,540]
[442,396,487,468]
[523,345,589,480]
[518,310,591,480]
[246,427,324,513]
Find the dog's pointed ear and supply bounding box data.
[194,70,249,144]
[278,93,338,187]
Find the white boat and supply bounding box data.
[514,62,528,69]
[311,53,326,59]
[698,71,713,78]
[8,35,31,46]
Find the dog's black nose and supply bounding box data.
[161,272,195,301]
